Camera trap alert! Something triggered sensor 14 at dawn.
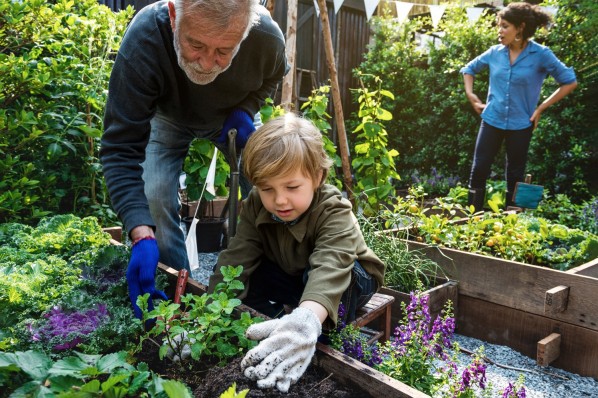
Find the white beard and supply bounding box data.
[173,32,237,85]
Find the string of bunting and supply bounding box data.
[311,1,557,25]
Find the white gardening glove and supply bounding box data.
[165,332,194,362]
[241,307,322,393]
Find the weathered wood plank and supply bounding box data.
[544,285,569,314]
[456,295,598,379]
[102,226,122,242]
[314,344,430,398]
[567,257,598,278]
[405,241,598,331]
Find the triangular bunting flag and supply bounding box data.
[394,1,413,25]
[429,4,446,29]
[541,6,558,17]
[363,0,380,21]
[333,0,344,14]
[466,7,484,24]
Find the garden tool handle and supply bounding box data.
[227,128,241,242]
[173,269,189,305]
[227,128,238,172]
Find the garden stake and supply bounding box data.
[164,269,189,327]
[173,268,189,305]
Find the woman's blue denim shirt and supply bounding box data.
[460,40,576,130]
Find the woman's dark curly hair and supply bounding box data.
[498,2,552,40]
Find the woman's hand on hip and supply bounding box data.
[466,92,485,115]
[530,108,543,130]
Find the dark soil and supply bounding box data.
[135,339,369,398]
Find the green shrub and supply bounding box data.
[0,0,133,224]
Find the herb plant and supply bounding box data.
[358,212,445,292]
[137,265,260,366]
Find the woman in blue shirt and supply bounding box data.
[460,2,577,211]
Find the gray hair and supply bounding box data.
[174,0,260,39]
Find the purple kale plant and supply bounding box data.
[30,304,110,350]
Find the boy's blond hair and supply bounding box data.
[243,113,333,187]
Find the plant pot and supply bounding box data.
[183,216,226,253]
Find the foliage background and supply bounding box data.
[1,0,595,227]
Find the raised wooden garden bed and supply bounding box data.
[158,263,432,398]
[403,241,598,379]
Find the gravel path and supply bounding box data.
[191,253,598,397]
[451,334,598,397]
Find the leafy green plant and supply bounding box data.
[532,194,598,234]
[137,265,260,366]
[259,97,286,123]
[301,85,343,189]
[392,192,598,270]
[0,215,144,355]
[351,73,400,216]
[183,139,230,201]
[407,167,462,198]
[0,350,192,398]
[0,214,114,329]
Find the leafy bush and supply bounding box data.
[0,0,133,224]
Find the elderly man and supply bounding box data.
[100,0,287,319]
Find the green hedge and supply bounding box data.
[0,0,133,224]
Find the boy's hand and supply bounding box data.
[241,307,321,393]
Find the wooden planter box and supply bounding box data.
[181,196,229,219]
[158,263,431,398]
[403,240,598,378]
[380,280,459,331]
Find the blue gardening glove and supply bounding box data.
[126,237,168,319]
[217,108,256,148]
[241,307,322,393]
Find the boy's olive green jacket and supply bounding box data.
[208,184,385,329]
